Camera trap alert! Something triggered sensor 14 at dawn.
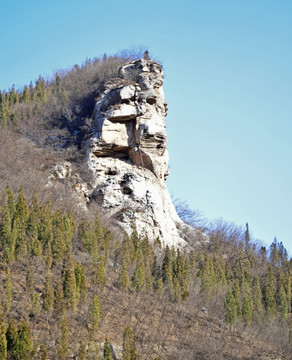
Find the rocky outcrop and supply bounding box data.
[83,57,206,248]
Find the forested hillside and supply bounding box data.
[0,53,291,359]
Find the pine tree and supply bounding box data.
[14,217,28,260]
[162,246,173,290]
[122,326,139,360]
[15,186,29,223]
[252,276,264,322]
[242,297,252,325]
[264,265,276,318]
[22,85,30,103]
[224,290,237,325]
[103,338,111,360]
[285,272,291,314]
[118,255,130,290]
[43,270,54,312]
[3,267,12,313]
[154,278,164,297]
[13,319,35,360]
[45,240,53,269]
[6,319,17,356]
[0,306,7,360]
[87,295,102,332]
[1,203,14,262]
[278,283,288,320]
[57,316,69,360]
[199,251,215,298]
[232,279,241,319]
[244,223,251,251]
[132,248,146,291]
[39,343,48,360]
[52,209,67,263]
[75,262,87,303]
[27,211,42,257]
[95,257,107,288]
[54,281,65,316]
[77,341,87,360]
[31,292,41,316]
[62,252,77,311]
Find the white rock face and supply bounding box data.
[85,58,204,247]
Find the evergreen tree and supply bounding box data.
[122,326,139,360]
[0,306,7,360]
[45,240,53,269]
[242,297,252,325]
[162,246,173,289]
[87,295,102,332]
[31,292,41,316]
[77,341,87,360]
[252,276,264,322]
[39,343,48,360]
[6,319,17,356]
[54,281,65,316]
[22,85,30,103]
[154,278,164,297]
[278,283,288,320]
[285,272,291,314]
[62,252,77,311]
[118,255,130,290]
[1,203,14,262]
[264,265,276,318]
[132,248,146,291]
[224,290,237,325]
[57,316,69,360]
[52,209,67,263]
[13,319,35,360]
[103,338,111,360]
[43,270,54,312]
[244,222,251,251]
[232,279,241,319]
[27,211,42,257]
[75,262,87,302]
[3,267,12,313]
[94,257,107,288]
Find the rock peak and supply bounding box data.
[84,58,205,247]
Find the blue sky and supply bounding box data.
[1,0,292,255]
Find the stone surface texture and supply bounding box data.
[83,58,206,247]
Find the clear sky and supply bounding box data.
[1,0,292,255]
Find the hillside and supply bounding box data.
[0,52,291,360]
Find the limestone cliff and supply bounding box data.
[83,57,204,247]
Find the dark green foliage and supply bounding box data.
[57,317,69,360]
[118,255,130,290]
[39,343,48,360]
[75,262,87,302]
[13,319,35,360]
[264,265,276,317]
[62,252,77,311]
[0,307,7,360]
[6,319,17,356]
[132,248,146,291]
[122,326,139,360]
[3,267,12,313]
[103,338,111,360]
[224,290,237,325]
[161,246,172,289]
[43,270,54,312]
[87,295,102,332]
